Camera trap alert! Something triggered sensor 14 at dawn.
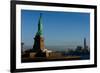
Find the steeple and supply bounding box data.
[36,13,43,37]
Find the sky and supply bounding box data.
[21,10,90,50]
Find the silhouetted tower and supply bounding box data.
[21,42,24,53]
[84,38,87,49]
[32,14,46,57]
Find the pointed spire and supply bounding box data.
[36,13,43,36]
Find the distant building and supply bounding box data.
[84,37,89,51]
[21,42,24,54]
[84,38,87,49]
[76,46,82,51]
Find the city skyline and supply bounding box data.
[21,10,90,50]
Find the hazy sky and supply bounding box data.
[21,10,90,50]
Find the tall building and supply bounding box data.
[84,38,87,49]
[32,14,46,57]
[21,42,24,54]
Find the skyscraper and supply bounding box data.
[32,14,46,57]
[84,38,87,49]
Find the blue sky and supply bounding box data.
[21,10,90,50]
